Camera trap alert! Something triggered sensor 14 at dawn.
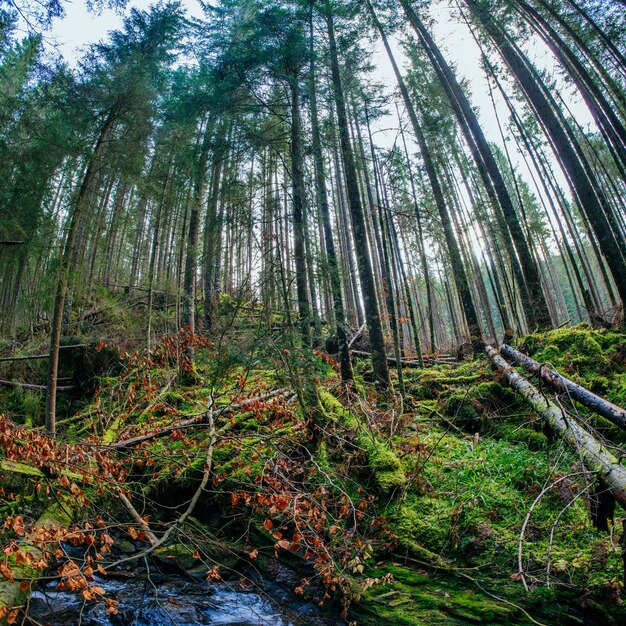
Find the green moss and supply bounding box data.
[319,390,406,495]
[153,543,198,570]
[368,446,407,493]
[444,394,483,432]
[0,459,45,478]
[161,390,187,408]
[351,564,521,625]
[391,500,453,554]
[509,428,548,451]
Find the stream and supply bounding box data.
[28,560,345,626]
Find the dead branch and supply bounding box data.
[107,393,217,570]
[348,323,366,349]
[0,379,76,392]
[107,387,290,450]
[0,345,87,363]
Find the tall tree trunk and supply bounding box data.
[46,108,118,435]
[368,0,482,349]
[183,116,214,360]
[466,0,626,313]
[324,2,390,391]
[398,0,551,330]
[289,75,312,345]
[516,0,626,177]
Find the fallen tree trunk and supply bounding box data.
[486,345,626,508]
[0,379,76,392]
[107,387,290,450]
[500,343,626,431]
[0,345,86,363]
[351,349,454,367]
[348,323,366,349]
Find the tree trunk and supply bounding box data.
[324,2,390,391]
[466,0,626,313]
[399,0,551,330]
[500,343,626,431]
[309,34,353,379]
[487,344,626,509]
[183,116,214,358]
[368,0,482,350]
[45,108,118,435]
[289,76,312,345]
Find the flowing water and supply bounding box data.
[28,565,344,625]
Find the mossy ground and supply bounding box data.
[1,324,625,624]
[352,327,626,624]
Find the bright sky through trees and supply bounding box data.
[46,0,592,144]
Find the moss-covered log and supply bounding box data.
[500,343,626,431]
[486,345,626,508]
[0,503,73,624]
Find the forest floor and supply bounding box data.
[0,292,625,625]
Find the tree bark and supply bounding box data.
[289,75,312,345]
[466,0,626,312]
[500,343,626,431]
[399,0,551,330]
[308,11,353,381]
[487,344,626,509]
[46,107,118,435]
[324,2,390,391]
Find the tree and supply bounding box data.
[365,0,483,350]
[323,0,391,391]
[397,0,552,331]
[45,3,182,434]
[465,0,626,314]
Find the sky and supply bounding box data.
[48,0,201,53]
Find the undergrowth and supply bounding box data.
[0,323,625,624]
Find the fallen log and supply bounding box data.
[486,345,626,508]
[348,323,367,349]
[107,387,290,450]
[0,345,86,363]
[0,379,76,392]
[351,349,454,367]
[500,343,626,431]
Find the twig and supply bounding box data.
[117,491,158,545]
[106,392,217,570]
[545,488,589,587]
[518,471,590,592]
[107,387,289,450]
